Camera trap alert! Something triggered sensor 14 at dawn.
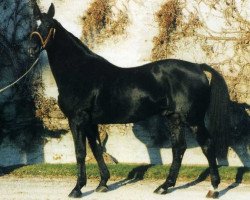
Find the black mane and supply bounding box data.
[54,20,111,63]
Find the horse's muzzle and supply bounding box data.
[28,45,40,58]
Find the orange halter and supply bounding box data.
[30,28,56,49]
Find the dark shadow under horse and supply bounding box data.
[29,3,231,199]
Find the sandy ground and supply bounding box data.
[0,176,249,200]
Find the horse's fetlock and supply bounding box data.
[211,176,220,188]
[164,179,175,188]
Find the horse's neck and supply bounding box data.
[47,22,107,67]
[46,22,115,91]
[46,24,93,86]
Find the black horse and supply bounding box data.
[29,3,230,199]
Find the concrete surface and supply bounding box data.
[0,176,249,200]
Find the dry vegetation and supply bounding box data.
[151,0,250,104]
[151,0,182,60]
[35,95,69,132]
[81,0,129,48]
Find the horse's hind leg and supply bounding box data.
[196,124,220,198]
[87,125,110,192]
[154,113,187,194]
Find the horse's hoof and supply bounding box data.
[68,189,83,198]
[95,185,108,193]
[154,186,168,195]
[206,190,219,199]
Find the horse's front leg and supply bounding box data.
[68,112,89,198]
[87,125,110,192]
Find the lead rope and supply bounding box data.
[0,28,56,93]
[0,57,40,93]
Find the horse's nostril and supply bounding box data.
[29,47,38,57]
[29,45,40,53]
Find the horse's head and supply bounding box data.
[29,3,56,58]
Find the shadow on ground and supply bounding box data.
[108,164,250,198]
[108,164,154,191]
[0,164,25,176]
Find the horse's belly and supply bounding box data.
[91,98,166,124]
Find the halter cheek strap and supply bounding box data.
[30,28,56,49]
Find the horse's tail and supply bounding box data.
[201,64,230,158]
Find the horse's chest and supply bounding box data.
[57,89,94,117]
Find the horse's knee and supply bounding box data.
[75,147,86,159]
[70,110,90,130]
[211,174,220,188]
[179,144,187,155]
[168,113,182,126]
[201,138,216,157]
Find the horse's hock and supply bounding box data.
[0,0,249,167]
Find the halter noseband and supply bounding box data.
[30,28,56,49]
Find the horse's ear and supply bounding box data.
[33,2,42,20]
[47,3,55,18]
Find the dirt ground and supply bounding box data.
[0,176,249,200]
